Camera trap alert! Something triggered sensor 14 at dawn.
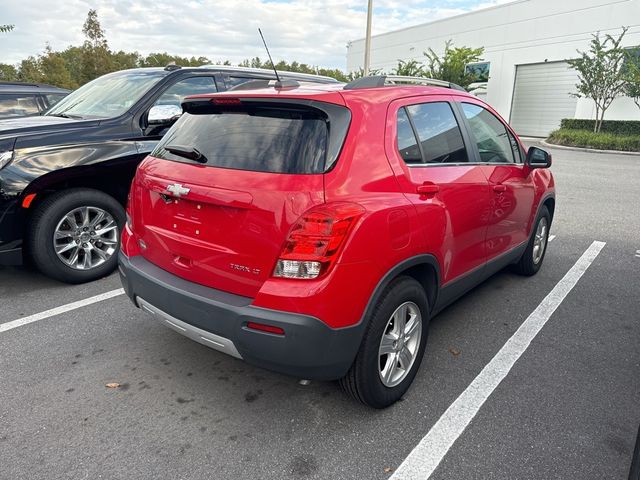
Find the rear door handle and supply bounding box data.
[493,185,507,193]
[417,183,440,196]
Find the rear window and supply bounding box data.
[153,106,329,174]
[0,94,40,117]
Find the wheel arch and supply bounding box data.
[20,159,140,216]
[359,255,441,326]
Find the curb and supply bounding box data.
[540,140,640,157]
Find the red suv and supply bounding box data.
[118,76,555,408]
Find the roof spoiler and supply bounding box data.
[344,75,466,92]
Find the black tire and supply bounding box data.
[339,276,429,408]
[28,188,125,284]
[513,206,551,276]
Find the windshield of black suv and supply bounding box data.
[46,70,166,119]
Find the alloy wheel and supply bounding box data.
[53,206,119,270]
[378,301,422,388]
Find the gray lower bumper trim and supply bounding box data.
[136,296,243,359]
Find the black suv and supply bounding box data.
[0,65,337,282]
[0,82,70,118]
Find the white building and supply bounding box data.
[346,0,640,137]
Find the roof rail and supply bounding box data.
[0,81,61,89]
[343,75,466,92]
[228,79,300,91]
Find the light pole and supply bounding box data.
[364,0,373,76]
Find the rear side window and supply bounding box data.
[0,94,40,117]
[461,103,515,163]
[44,93,67,108]
[397,108,422,163]
[154,76,217,108]
[396,102,468,165]
[154,106,329,174]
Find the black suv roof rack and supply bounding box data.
[343,75,466,92]
[0,81,63,89]
[228,79,300,91]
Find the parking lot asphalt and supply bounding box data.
[1,143,639,480]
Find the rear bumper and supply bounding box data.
[118,253,364,380]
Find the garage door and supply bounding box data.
[509,61,579,137]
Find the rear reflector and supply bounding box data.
[246,322,285,335]
[273,202,365,280]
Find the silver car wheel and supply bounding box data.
[53,206,119,270]
[532,217,548,265]
[378,301,422,388]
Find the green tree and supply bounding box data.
[392,59,425,77]
[623,47,640,110]
[0,24,14,33]
[141,52,210,67]
[567,27,629,133]
[112,50,142,71]
[17,56,44,83]
[59,46,84,88]
[423,40,484,88]
[80,9,113,83]
[0,64,18,81]
[40,45,74,88]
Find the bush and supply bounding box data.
[560,118,640,136]
[547,129,640,152]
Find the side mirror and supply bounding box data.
[526,146,552,169]
[148,104,182,126]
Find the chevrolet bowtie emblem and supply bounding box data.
[166,183,190,198]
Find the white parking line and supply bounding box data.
[548,234,556,242]
[0,288,125,334]
[390,240,606,480]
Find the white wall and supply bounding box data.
[347,0,640,122]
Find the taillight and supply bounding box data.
[125,179,135,230]
[273,202,365,280]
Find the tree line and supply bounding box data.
[0,10,491,90]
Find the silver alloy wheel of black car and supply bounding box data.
[53,206,119,270]
[378,301,422,388]
[532,216,548,265]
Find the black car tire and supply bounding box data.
[513,205,551,276]
[340,276,429,409]
[28,188,125,284]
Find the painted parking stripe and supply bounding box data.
[0,288,125,334]
[390,240,606,480]
[548,234,556,242]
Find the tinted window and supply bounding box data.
[44,93,67,108]
[405,102,468,164]
[396,108,422,163]
[154,76,217,107]
[226,76,259,89]
[461,103,515,163]
[0,94,40,117]
[154,106,328,174]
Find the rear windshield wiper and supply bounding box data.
[164,145,208,163]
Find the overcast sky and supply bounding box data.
[0,0,512,69]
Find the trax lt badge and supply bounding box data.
[166,183,190,198]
